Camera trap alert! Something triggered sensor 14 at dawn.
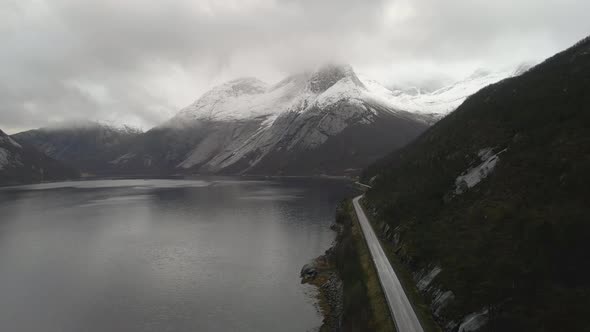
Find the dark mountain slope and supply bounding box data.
[245,105,427,175]
[0,129,79,185]
[362,36,590,331]
[108,120,265,175]
[13,123,142,175]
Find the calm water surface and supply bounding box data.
[0,178,356,332]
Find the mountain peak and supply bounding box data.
[307,64,364,93]
[196,77,268,102]
[222,77,268,96]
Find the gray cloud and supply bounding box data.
[1,0,589,133]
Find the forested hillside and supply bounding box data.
[362,36,590,331]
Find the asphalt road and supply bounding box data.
[352,196,424,332]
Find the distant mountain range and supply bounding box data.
[361,65,528,117]
[8,63,520,182]
[362,36,590,331]
[13,123,143,176]
[0,129,78,185]
[15,64,465,177]
[138,64,435,175]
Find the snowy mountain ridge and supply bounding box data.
[170,64,424,128]
[14,64,518,177]
[41,121,144,135]
[158,64,435,173]
[173,64,525,129]
[359,65,530,117]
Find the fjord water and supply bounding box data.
[0,178,355,332]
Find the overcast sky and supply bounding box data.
[1,0,589,133]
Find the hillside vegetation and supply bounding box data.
[362,37,590,331]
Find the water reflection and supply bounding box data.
[0,178,355,332]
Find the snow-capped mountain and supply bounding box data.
[104,64,431,175]
[1,128,78,185]
[361,66,529,117]
[15,64,514,177]
[164,65,431,174]
[170,65,414,126]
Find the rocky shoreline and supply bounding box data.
[300,225,344,332]
[301,201,395,332]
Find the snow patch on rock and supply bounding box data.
[314,76,364,109]
[417,265,442,291]
[455,148,506,194]
[432,290,455,317]
[458,308,489,332]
